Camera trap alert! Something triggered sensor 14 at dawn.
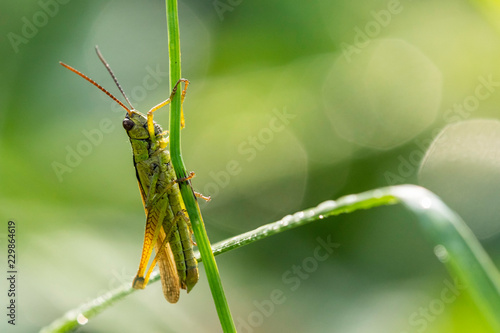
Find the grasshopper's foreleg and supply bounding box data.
[146,79,190,141]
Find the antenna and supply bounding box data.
[59,61,132,115]
[95,46,135,111]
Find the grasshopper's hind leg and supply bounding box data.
[154,227,181,303]
[175,210,199,292]
[132,197,167,290]
[134,200,182,303]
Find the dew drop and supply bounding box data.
[434,244,449,263]
[77,313,88,325]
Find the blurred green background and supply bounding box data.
[2,0,500,332]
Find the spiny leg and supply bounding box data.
[140,206,175,287]
[142,211,194,295]
[132,194,169,289]
[175,171,195,184]
[195,191,211,202]
[139,208,181,303]
[175,210,199,292]
[168,223,187,289]
[132,163,177,289]
[156,227,181,303]
[176,171,211,202]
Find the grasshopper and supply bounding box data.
[60,47,205,303]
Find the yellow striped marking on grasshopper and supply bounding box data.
[60,46,206,303]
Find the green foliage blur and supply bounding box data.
[1,0,500,332]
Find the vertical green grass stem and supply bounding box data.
[165,1,236,331]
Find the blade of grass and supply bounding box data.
[164,0,236,332]
[40,185,500,332]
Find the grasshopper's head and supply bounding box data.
[122,110,163,140]
[122,111,149,139]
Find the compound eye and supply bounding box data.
[123,118,134,131]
